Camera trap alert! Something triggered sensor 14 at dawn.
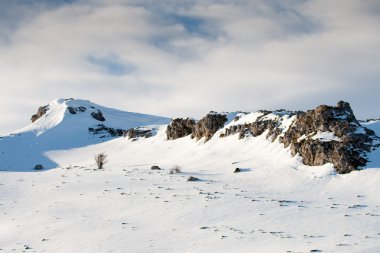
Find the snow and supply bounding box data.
[0,99,379,252]
[0,99,170,171]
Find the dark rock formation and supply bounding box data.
[219,101,378,174]
[280,101,377,174]
[123,127,153,139]
[222,110,297,141]
[91,110,106,122]
[68,106,86,114]
[192,112,228,141]
[187,176,200,181]
[88,124,125,138]
[166,118,196,140]
[151,165,161,170]
[234,168,241,173]
[31,106,48,122]
[34,164,44,170]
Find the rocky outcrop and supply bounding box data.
[192,112,228,141]
[166,118,196,140]
[123,127,153,139]
[219,101,378,174]
[68,106,86,114]
[280,101,377,174]
[91,110,106,122]
[88,124,125,138]
[31,106,49,122]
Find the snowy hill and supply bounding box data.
[0,99,379,252]
[0,98,170,171]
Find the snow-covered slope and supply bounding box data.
[0,100,379,252]
[0,98,170,171]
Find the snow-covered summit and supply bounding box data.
[0,98,170,171]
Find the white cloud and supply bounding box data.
[0,0,379,134]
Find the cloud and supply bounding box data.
[0,0,379,134]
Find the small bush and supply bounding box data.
[95,153,108,169]
[169,165,181,174]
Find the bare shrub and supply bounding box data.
[94,153,108,169]
[169,165,181,174]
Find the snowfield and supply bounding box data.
[0,99,379,253]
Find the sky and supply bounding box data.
[0,0,379,133]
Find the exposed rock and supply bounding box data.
[166,118,196,140]
[91,110,106,122]
[234,168,241,173]
[187,176,200,181]
[31,106,48,122]
[123,127,153,139]
[151,165,161,170]
[192,112,228,141]
[68,106,86,114]
[34,164,44,170]
[88,124,125,138]
[222,110,297,141]
[280,101,377,174]
[219,101,378,174]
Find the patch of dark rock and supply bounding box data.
[166,118,196,140]
[187,176,200,182]
[91,110,106,122]
[88,124,125,137]
[151,166,161,170]
[234,168,241,173]
[31,105,49,122]
[124,127,153,139]
[68,106,86,114]
[34,164,44,170]
[310,250,323,252]
[348,204,367,209]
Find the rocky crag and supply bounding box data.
[166,101,379,174]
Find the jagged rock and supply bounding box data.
[166,118,196,140]
[31,106,48,122]
[192,112,228,141]
[91,110,106,122]
[234,168,241,173]
[68,106,86,114]
[124,127,153,139]
[88,124,124,138]
[151,165,161,170]
[219,101,378,174]
[280,101,377,174]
